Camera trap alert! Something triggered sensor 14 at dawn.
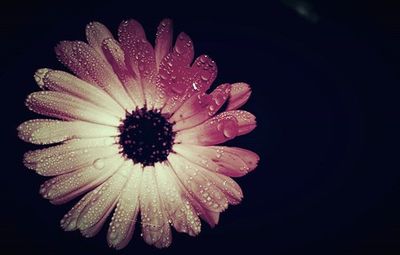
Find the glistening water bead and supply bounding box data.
[118,107,175,166]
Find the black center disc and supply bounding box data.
[118,108,175,166]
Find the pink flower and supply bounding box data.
[18,19,259,249]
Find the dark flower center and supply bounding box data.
[118,107,175,166]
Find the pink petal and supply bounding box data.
[154,163,201,236]
[139,166,172,248]
[85,22,113,59]
[35,68,125,117]
[25,91,121,126]
[168,153,228,213]
[161,54,218,115]
[55,41,135,110]
[175,113,239,145]
[173,144,259,177]
[226,82,252,111]
[107,163,142,249]
[39,155,124,205]
[158,56,193,114]
[173,32,194,66]
[77,160,133,237]
[102,38,145,107]
[219,110,257,135]
[17,119,118,145]
[24,138,118,176]
[172,83,231,131]
[118,20,165,109]
[190,54,218,92]
[155,19,173,68]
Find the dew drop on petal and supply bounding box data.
[93,158,105,169]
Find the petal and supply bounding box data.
[61,191,96,231]
[139,166,172,248]
[161,54,217,115]
[107,163,142,249]
[77,160,133,237]
[17,119,119,145]
[226,82,252,111]
[55,41,135,110]
[25,91,121,126]
[155,19,173,68]
[189,54,218,93]
[39,155,124,205]
[154,163,201,236]
[219,110,257,135]
[159,55,194,114]
[168,153,228,213]
[24,137,118,176]
[173,32,194,67]
[102,38,145,107]
[172,83,231,131]
[173,144,259,177]
[199,170,243,205]
[118,20,165,109]
[86,21,113,58]
[34,68,125,117]
[175,113,239,145]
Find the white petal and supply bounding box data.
[107,163,142,249]
[154,163,201,236]
[18,119,119,145]
[35,68,125,117]
[139,166,172,248]
[77,160,133,237]
[39,155,125,205]
[24,138,119,176]
[25,91,121,126]
[168,153,228,213]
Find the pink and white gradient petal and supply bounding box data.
[175,114,239,145]
[226,82,252,111]
[85,22,114,59]
[118,20,166,109]
[173,144,259,177]
[101,38,145,108]
[172,83,231,131]
[55,41,135,110]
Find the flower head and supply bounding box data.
[18,19,259,249]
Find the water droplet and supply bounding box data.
[200,73,209,81]
[93,158,105,169]
[192,82,199,91]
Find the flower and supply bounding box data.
[17,18,259,249]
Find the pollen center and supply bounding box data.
[119,107,175,166]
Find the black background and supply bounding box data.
[1,0,399,254]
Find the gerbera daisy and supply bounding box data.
[17,18,259,249]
